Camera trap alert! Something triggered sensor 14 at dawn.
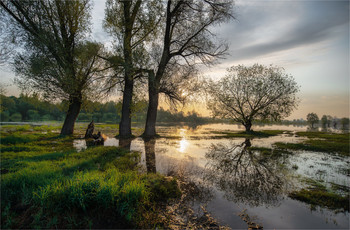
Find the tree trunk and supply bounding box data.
[60,96,82,135]
[143,88,159,137]
[244,120,252,132]
[119,2,134,138]
[244,138,251,147]
[119,78,134,138]
[119,138,132,151]
[141,0,171,138]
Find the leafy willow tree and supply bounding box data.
[306,112,319,128]
[142,0,234,137]
[104,0,161,138]
[0,0,106,135]
[207,64,299,132]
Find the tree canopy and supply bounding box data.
[0,0,108,135]
[142,0,234,137]
[207,64,299,132]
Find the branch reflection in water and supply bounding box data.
[204,138,291,207]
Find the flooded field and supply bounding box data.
[74,123,350,229]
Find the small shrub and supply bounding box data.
[145,174,181,202]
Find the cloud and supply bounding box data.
[217,0,349,63]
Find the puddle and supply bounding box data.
[73,123,349,229]
[289,151,349,189]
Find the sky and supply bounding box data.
[0,0,349,120]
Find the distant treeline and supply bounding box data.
[0,94,64,122]
[0,94,211,124]
[1,94,347,127]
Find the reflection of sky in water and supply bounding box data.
[251,133,307,148]
[73,123,349,229]
[178,129,189,153]
[289,151,349,188]
[155,123,312,138]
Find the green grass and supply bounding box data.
[274,131,349,156]
[212,130,289,138]
[289,178,349,212]
[296,131,349,140]
[1,132,58,145]
[1,124,61,132]
[289,189,349,212]
[1,125,181,229]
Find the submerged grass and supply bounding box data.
[289,189,349,212]
[274,131,349,156]
[1,125,181,229]
[249,146,292,156]
[289,178,349,212]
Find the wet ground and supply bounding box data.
[74,123,350,229]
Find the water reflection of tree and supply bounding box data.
[144,138,156,173]
[119,138,132,151]
[204,139,288,207]
[143,138,214,205]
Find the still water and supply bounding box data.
[74,123,349,229]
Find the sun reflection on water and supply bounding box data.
[178,129,189,153]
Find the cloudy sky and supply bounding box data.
[205,0,349,119]
[1,0,349,120]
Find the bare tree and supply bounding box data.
[142,0,234,137]
[207,64,299,132]
[0,0,107,135]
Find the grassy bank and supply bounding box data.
[1,125,180,229]
[275,131,349,156]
